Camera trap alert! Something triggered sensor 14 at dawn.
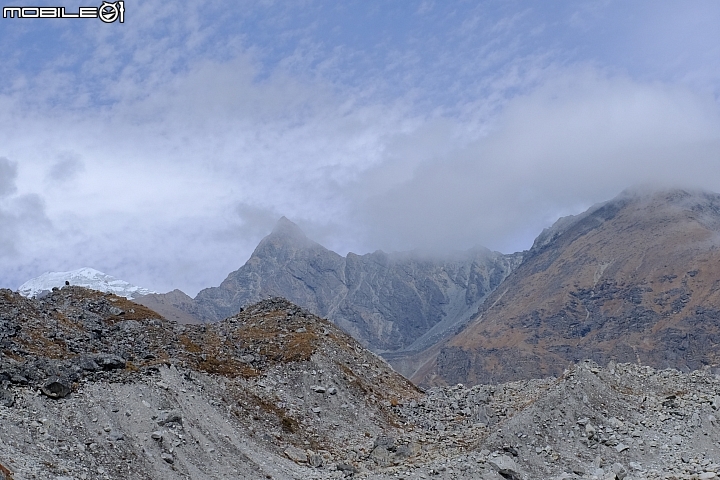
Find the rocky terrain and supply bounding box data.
[1,287,720,479]
[138,217,522,376]
[0,287,420,479]
[416,188,720,387]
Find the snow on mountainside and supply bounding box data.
[18,267,155,299]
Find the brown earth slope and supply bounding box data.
[417,188,720,386]
[135,289,202,324]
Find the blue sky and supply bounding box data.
[2,1,720,295]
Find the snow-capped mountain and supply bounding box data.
[18,267,156,300]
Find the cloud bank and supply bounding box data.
[1,2,719,295]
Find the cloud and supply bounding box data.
[47,153,85,184]
[4,61,720,293]
[0,158,50,259]
[354,70,720,253]
[1,2,720,297]
[0,157,18,197]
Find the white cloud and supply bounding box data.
[354,70,720,253]
[0,157,51,259]
[1,2,720,297]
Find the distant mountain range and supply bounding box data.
[19,188,720,387]
[135,217,523,376]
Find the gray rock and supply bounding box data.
[474,404,490,425]
[94,354,126,370]
[161,452,174,464]
[74,356,100,372]
[336,463,359,474]
[309,453,324,468]
[488,454,522,480]
[374,435,396,450]
[157,411,182,427]
[284,445,308,464]
[238,354,255,364]
[40,376,71,399]
[0,388,13,407]
[612,462,628,479]
[394,443,414,459]
[370,445,393,466]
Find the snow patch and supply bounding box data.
[18,267,156,300]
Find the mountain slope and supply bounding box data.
[418,188,720,386]
[186,218,522,367]
[0,288,420,479]
[135,289,202,324]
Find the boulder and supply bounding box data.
[157,411,182,427]
[488,454,522,480]
[0,388,13,407]
[40,376,72,399]
[284,446,307,464]
[94,354,126,370]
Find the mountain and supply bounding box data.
[2,286,720,479]
[417,188,720,386]
[18,267,155,300]
[158,217,522,375]
[134,289,201,324]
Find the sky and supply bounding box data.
[1,1,720,296]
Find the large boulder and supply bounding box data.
[40,376,72,399]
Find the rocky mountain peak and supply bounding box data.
[184,218,522,369]
[268,216,310,242]
[529,187,720,255]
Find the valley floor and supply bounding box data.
[1,360,720,480]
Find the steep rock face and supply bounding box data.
[420,188,720,386]
[190,218,522,361]
[193,217,347,324]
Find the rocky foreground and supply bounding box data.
[1,287,719,479]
